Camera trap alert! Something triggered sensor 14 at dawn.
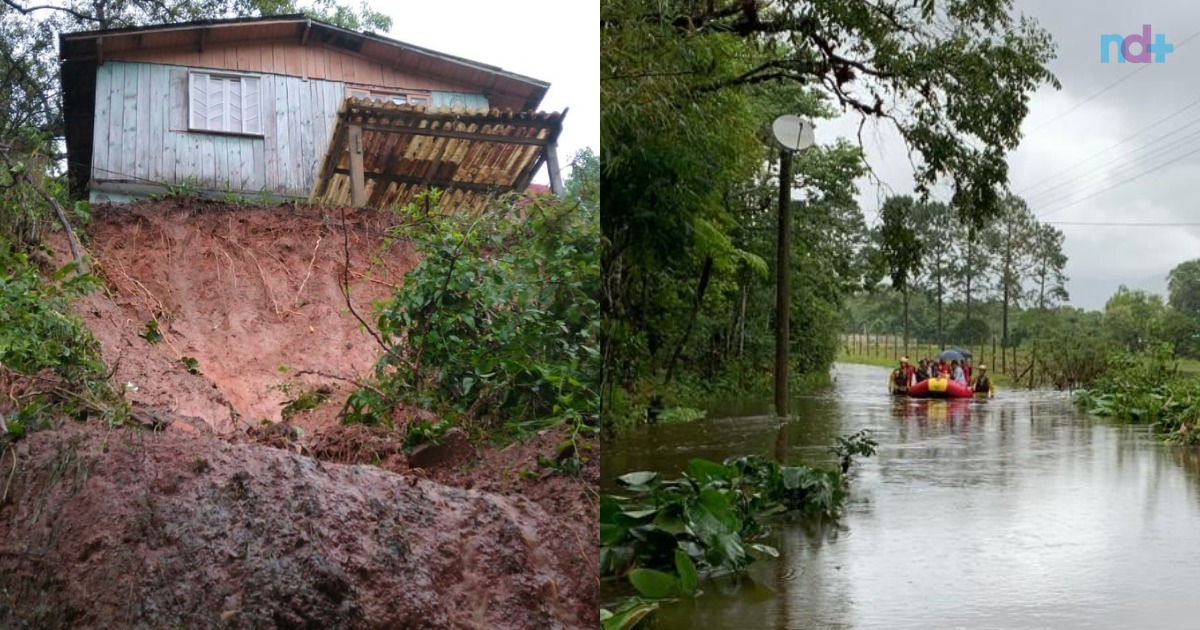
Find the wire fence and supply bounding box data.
[838,333,1036,381]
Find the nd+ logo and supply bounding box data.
[1101,25,1173,63]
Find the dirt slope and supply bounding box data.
[79,199,414,434]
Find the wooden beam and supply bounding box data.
[348,121,550,146]
[348,124,366,207]
[512,151,546,193]
[301,19,312,46]
[97,36,103,66]
[312,125,348,199]
[333,168,505,194]
[344,107,561,130]
[545,142,563,196]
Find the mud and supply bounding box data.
[78,198,415,434]
[0,422,595,628]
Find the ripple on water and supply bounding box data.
[605,363,1200,629]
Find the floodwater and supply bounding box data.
[602,362,1200,629]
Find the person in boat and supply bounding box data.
[890,357,915,394]
[963,358,972,383]
[914,359,930,383]
[950,360,967,385]
[971,364,995,398]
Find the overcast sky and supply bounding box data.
[819,0,1200,310]
[377,1,598,186]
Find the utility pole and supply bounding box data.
[769,116,815,419]
[775,149,792,417]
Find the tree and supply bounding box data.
[1030,222,1068,309]
[911,200,956,348]
[1168,259,1200,318]
[1103,286,1167,353]
[984,194,1037,347]
[876,196,924,353]
[602,0,1058,224]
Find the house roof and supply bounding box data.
[311,98,566,212]
[58,14,550,110]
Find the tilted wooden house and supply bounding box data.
[59,15,566,210]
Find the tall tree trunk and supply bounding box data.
[664,256,714,385]
[1038,259,1047,310]
[1002,224,1013,346]
[965,227,974,329]
[1002,282,1010,349]
[738,282,748,357]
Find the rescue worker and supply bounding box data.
[890,357,915,394]
[971,364,996,398]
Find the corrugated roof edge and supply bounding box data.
[57,14,550,90]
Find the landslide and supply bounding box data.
[77,199,414,435]
[1,198,598,628]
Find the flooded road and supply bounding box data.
[603,363,1200,629]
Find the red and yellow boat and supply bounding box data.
[906,375,974,399]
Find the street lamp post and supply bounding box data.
[770,115,815,418]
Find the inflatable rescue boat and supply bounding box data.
[907,375,974,399]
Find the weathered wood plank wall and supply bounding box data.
[92,61,344,197]
[90,60,490,200]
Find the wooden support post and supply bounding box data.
[348,125,366,207]
[546,142,564,195]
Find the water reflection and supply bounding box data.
[604,363,1200,629]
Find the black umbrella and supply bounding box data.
[937,349,966,362]
[948,348,974,359]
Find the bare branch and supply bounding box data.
[0,0,100,23]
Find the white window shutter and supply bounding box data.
[189,72,208,130]
[243,77,261,135]
[228,79,242,131]
[208,76,227,131]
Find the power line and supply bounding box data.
[1017,93,1200,197]
[1048,221,1200,226]
[1022,121,1200,208]
[1035,141,1200,219]
[1022,28,1200,137]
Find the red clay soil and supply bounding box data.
[6,199,600,628]
[77,198,415,435]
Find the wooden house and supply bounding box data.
[60,15,566,210]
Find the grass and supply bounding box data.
[836,339,1024,387]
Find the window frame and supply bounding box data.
[188,70,264,137]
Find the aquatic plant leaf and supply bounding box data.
[687,458,731,483]
[616,471,660,488]
[628,568,681,599]
[600,598,659,630]
[675,549,699,594]
[688,487,739,540]
[600,523,625,546]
